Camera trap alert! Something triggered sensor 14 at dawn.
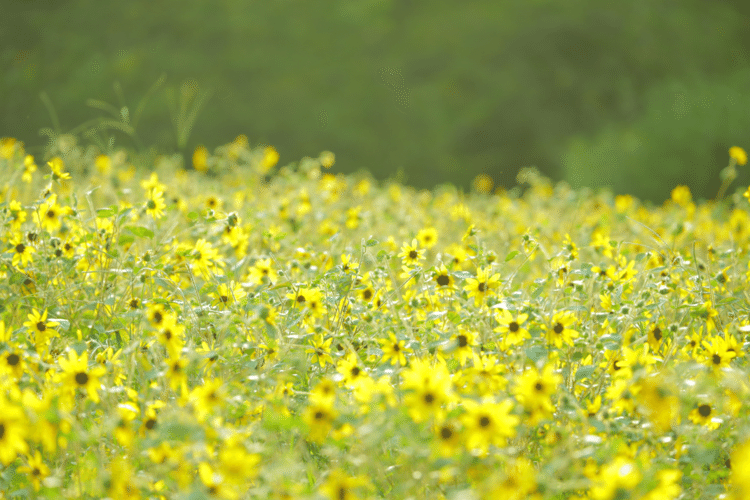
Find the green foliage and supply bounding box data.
[1,0,749,200]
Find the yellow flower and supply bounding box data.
[494,309,530,348]
[193,145,209,172]
[23,308,59,352]
[319,150,335,168]
[670,185,692,206]
[463,266,502,307]
[145,189,166,219]
[47,157,71,180]
[688,402,721,430]
[0,396,28,465]
[58,349,107,403]
[513,364,562,424]
[319,468,370,500]
[416,226,438,248]
[261,146,279,173]
[729,146,747,166]
[18,450,51,491]
[461,398,518,455]
[398,238,425,267]
[378,332,411,366]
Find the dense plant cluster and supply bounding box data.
[1,135,750,499]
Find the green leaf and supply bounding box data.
[125,226,154,239]
[526,345,547,363]
[118,234,135,246]
[575,365,596,381]
[505,250,520,262]
[365,238,379,247]
[97,206,117,218]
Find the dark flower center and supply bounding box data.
[509,321,519,332]
[554,323,564,334]
[437,275,450,286]
[479,416,490,427]
[440,426,453,439]
[712,354,722,365]
[7,353,20,366]
[698,404,711,417]
[457,335,468,348]
[75,372,89,385]
[477,282,487,292]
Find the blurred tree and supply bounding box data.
[0,0,747,201]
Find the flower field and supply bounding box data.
[2,135,750,499]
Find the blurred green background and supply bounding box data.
[3,0,750,202]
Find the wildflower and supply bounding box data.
[0,137,21,159]
[456,353,508,396]
[47,157,71,180]
[34,194,68,233]
[402,357,454,423]
[642,469,681,500]
[319,468,370,500]
[339,253,359,274]
[193,145,209,172]
[9,232,35,267]
[58,349,107,403]
[306,334,334,368]
[731,440,750,497]
[303,401,338,443]
[248,257,277,284]
[494,309,530,348]
[0,396,28,465]
[730,146,748,166]
[8,200,27,230]
[18,450,51,491]
[589,456,642,500]
[261,146,279,173]
[447,326,478,366]
[198,461,238,499]
[145,188,166,219]
[545,310,578,348]
[319,150,335,168]
[154,317,185,356]
[432,419,462,458]
[513,364,562,424]
[146,303,174,328]
[700,336,735,373]
[636,374,680,432]
[671,185,692,206]
[189,378,226,421]
[378,332,411,366]
[688,402,721,430]
[646,323,665,353]
[23,308,59,352]
[431,263,456,295]
[336,352,367,388]
[165,355,188,393]
[398,238,425,267]
[417,226,438,248]
[1,346,26,380]
[463,266,502,307]
[310,378,337,406]
[212,281,247,309]
[191,238,224,279]
[461,398,518,455]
